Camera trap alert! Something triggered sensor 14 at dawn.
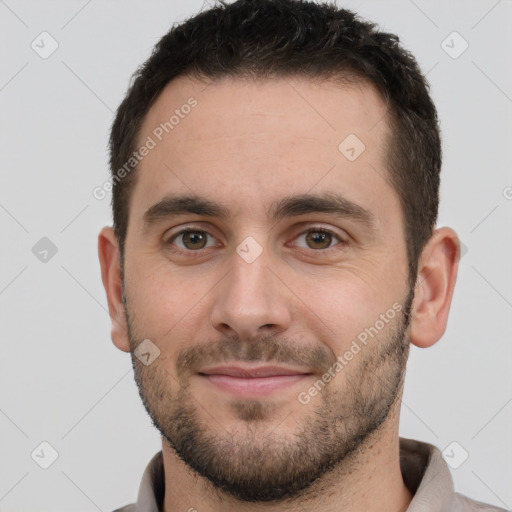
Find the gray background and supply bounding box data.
[0,0,511,510]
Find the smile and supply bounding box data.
[197,365,312,397]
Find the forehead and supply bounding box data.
[131,74,396,227]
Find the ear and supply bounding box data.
[409,227,460,348]
[98,226,130,353]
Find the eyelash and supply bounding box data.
[165,226,347,257]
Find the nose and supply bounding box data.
[210,246,292,341]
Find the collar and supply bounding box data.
[128,437,501,512]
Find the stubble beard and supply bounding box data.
[127,286,414,503]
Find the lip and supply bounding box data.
[197,365,312,397]
[198,364,311,378]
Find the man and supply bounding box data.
[98,0,506,511]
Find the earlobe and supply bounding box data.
[409,227,460,349]
[97,226,131,353]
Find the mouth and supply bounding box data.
[197,364,313,396]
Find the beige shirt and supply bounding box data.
[113,437,509,512]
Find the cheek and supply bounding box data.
[126,258,216,340]
[291,268,398,349]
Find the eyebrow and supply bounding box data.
[142,192,376,232]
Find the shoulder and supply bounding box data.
[112,506,136,512]
[399,437,509,512]
[453,492,510,511]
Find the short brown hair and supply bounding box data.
[109,0,441,284]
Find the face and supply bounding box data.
[122,75,414,502]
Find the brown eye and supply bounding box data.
[169,230,214,251]
[290,226,348,255]
[305,230,333,249]
[182,231,207,249]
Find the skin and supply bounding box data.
[98,75,460,512]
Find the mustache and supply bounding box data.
[175,335,336,380]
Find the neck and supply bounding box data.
[161,408,412,512]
